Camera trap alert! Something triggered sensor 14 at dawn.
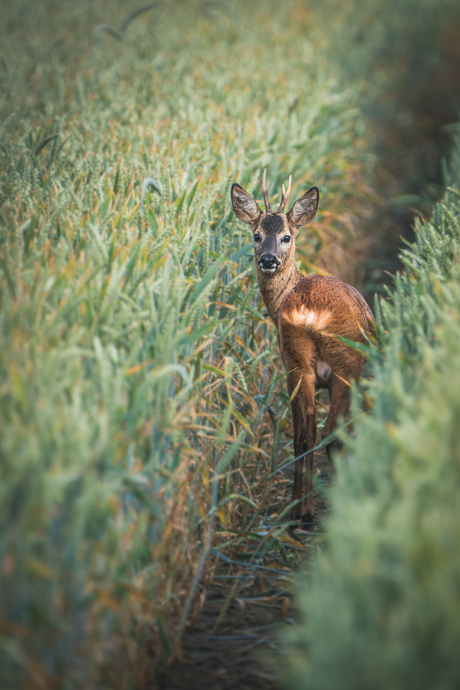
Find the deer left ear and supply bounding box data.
[287,187,319,228]
[231,183,262,225]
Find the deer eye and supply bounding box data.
[253,233,261,243]
[282,235,291,243]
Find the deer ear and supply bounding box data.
[231,183,262,225]
[287,187,319,228]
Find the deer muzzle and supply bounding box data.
[259,254,280,273]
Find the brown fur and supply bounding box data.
[231,178,374,523]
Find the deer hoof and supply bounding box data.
[289,503,303,523]
[301,510,316,527]
[325,438,343,464]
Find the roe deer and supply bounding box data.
[231,171,374,523]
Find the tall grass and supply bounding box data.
[0,1,376,686]
[310,0,460,172]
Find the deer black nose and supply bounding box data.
[259,255,279,269]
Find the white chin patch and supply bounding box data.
[261,267,278,273]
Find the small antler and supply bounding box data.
[277,174,292,213]
[262,168,271,212]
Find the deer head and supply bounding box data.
[231,170,319,274]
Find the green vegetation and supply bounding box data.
[311,0,460,172]
[312,0,460,107]
[4,0,460,687]
[0,1,374,686]
[310,0,460,284]
[282,126,460,690]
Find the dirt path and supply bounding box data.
[155,454,331,690]
[157,579,289,690]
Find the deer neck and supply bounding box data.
[256,258,302,326]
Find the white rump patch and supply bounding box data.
[283,307,331,331]
[305,310,318,326]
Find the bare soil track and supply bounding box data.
[155,456,330,690]
[157,579,288,690]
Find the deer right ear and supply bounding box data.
[231,184,262,225]
[287,187,319,228]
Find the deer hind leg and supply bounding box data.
[288,369,317,523]
[322,375,352,464]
